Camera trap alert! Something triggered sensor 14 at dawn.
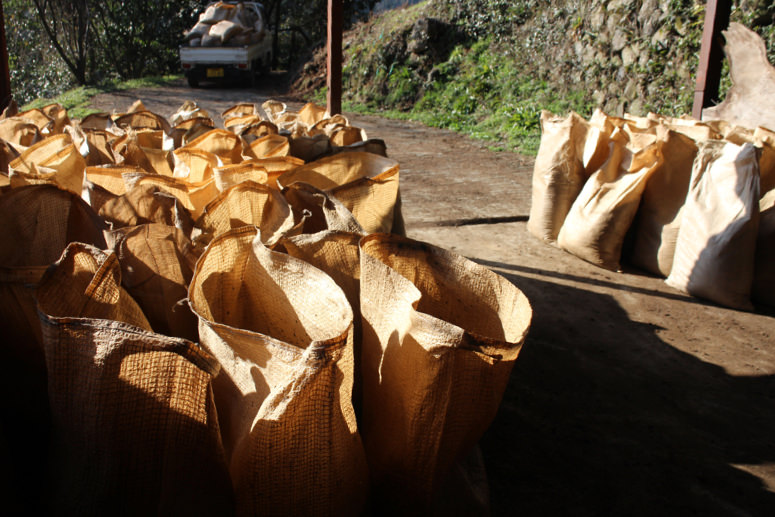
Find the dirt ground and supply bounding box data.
[89,76,775,516]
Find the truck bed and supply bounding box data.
[179,43,266,65]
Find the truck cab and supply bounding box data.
[180,1,273,87]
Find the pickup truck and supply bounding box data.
[180,1,273,87]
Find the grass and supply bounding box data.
[22,75,182,119]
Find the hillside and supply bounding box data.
[292,0,775,154]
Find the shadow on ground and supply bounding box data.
[480,261,775,516]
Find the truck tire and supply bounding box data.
[186,74,199,88]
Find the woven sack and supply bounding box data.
[99,183,196,237]
[183,128,243,164]
[209,20,244,44]
[629,127,698,277]
[289,133,332,162]
[39,103,70,134]
[85,165,144,196]
[282,181,365,235]
[173,148,218,183]
[108,223,200,341]
[188,226,368,516]
[0,116,42,148]
[224,114,262,135]
[79,128,119,165]
[170,117,216,149]
[331,126,366,147]
[123,172,219,219]
[239,120,279,143]
[14,108,54,135]
[213,162,269,192]
[558,127,664,271]
[527,111,590,243]
[330,138,389,158]
[667,141,761,309]
[222,103,257,120]
[113,111,170,134]
[358,233,532,512]
[170,101,211,127]
[196,180,295,244]
[249,134,290,158]
[0,185,107,508]
[9,134,86,195]
[36,242,233,515]
[278,151,402,234]
[753,189,775,307]
[297,102,328,128]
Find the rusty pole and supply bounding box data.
[692,0,732,119]
[326,0,343,116]
[0,1,12,112]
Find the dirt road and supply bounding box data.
[89,78,775,516]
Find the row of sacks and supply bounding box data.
[0,183,532,516]
[0,99,533,514]
[528,109,775,311]
[184,1,268,47]
[0,99,399,234]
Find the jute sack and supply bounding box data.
[527,111,590,243]
[84,165,144,196]
[297,102,328,128]
[666,141,761,310]
[629,127,698,277]
[0,185,107,510]
[223,114,262,135]
[196,180,295,245]
[170,117,216,149]
[171,100,211,127]
[0,116,42,149]
[248,134,290,159]
[222,103,257,120]
[213,162,269,192]
[173,148,219,183]
[183,128,243,165]
[14,108,54,135]
[289,133,332,162]
[113,110,171,134]
[99,183,196,237]
[37,242,234,516]
[282,181,365,235]
[557,127,663,271]
[330,138,389,158]
[108,223,200,341]
[123,172,219,219]
[358,233,532,512]
[278,151,402,234]
[753,189,775,307]
[239,120,279,144]
[9,134,86,195]
[188,226,368,516]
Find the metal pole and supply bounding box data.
[0,1,12,112]
[692,0,732,119]
[326,0,343,116]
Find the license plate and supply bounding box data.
[206,68,224,78]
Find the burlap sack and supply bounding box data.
[171,100,211,126]
[213,162,269,191]
[289,133,332,162]
[108,223,200,341]
[84,165,144,196]
[196,181,295,244]
[78,128,119,165]
[9,134,86,195]
[112,134,174,176]
[99,183,196,237]
[209,19,244,44]
[36,242,233,515]
[527,111,590,243]
[753,189,775,307]
[114,110,171,134]
[222,103,257,120]
[0,140,20,173]
[629,127,698,277]
[239,120,279,144]
[39,103,70,135]
[173,148,218,183]
[331,126,366,147]
[79,112,118,132]
[358,233,532,512]
[296,102,328,128]
[170,117,216,149]
[224,114,263,135]
[123,172,219,219]
[249,134,290,158]
[15,108,54,135]
[188,226,368,516]
[0,185,107,509]
[666,141,761,310]
[282,181,366,235]
[558,127,664,271]
[183,128,243,164]
[0,116,42,149]
[278,151,402,234]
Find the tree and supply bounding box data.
[30,0,91,84]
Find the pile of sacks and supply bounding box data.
[528,109,775,311]
[0,98,532,515]
[184,1,267,47]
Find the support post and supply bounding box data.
[0,1,12,112]
[327,0,343,116]
[692,0,732,119]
